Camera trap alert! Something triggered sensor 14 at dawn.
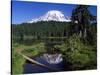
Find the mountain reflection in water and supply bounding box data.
[23,54,64,74]
[43,53,63,64]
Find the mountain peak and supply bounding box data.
[46,10,64,16]
[28,10,71,23]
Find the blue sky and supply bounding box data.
[12,1,97,24]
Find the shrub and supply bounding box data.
[58,34,97,70]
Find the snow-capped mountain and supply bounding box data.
[28,10,71,23]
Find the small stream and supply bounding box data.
[23,54,65,74]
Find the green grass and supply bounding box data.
[21,43,46,56]
[12,34,97,74]
[12,42,46,74]
[12,43,26,74]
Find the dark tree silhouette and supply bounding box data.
[71,5,96,38]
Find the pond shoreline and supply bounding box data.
[23,53,66,73]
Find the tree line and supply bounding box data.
[12,5,97,45]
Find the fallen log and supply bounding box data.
[18,52,58,71]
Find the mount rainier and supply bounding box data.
[28,10,71,23]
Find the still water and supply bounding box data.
[23,54,65,74]
[14,37,67,73]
